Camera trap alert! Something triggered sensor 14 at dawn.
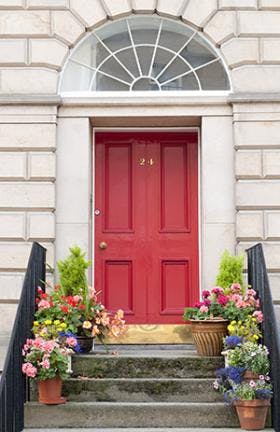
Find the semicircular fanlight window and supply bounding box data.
[60,16,230,93]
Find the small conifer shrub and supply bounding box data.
[57,246,91,298]
[215,250,244,293]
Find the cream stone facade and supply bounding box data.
[1,0,280,333]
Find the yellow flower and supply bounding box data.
[33,321,39,327]
[253,334,259,340]
[54,320,61,326]
[60,323,67,329]
[44,319,52,326]
[231,320,236,325]
[57,327,63,332]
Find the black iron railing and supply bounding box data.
[247,243,280,432]
[0,242,46,432]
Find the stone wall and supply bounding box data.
[1,0,280,331]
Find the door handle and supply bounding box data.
[99,241,108,250]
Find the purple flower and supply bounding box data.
[224,335,242,349]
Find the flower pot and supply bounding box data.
[76,335,94,353]
[234,399,270,430]
[190,319,228,356]
[243,370,259,382]
[38,376,66,405]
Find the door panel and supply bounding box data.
[95,132,199,324]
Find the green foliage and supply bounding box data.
[57,246,91,298]
[216,250,244,293]
[227,342,270,375]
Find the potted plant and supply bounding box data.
[221,335,243,366]
[33,247,126,353]
[22,336,76,404]
[227,341,270,381]
[183,284,260,356]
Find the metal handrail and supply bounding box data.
[0,242,46,432]
[247,243,280,432]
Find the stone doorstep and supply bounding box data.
[29,377,223,403]
[24,401,240,428]
[23,430,276,432]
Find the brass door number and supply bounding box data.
[139,158,155,166]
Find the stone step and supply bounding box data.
[72,353,223,379]
[24,401,239,428]
[24,429,275,432]
[30,377,222,403]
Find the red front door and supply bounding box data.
[95,132,199,324]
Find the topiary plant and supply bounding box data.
[57,246,91,298]
[215,250,244,293]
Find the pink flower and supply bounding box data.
[195,301,204,308]
[43,340,57,353]
[249,380,256,388]
[73,295,83,303]
[199,305,209,313]
[41,359,50,369]
[204,299,211,307]
[211,287,224,295]
[247,289,256,297]
[38,299,51,309]
[253,310,263,323]
[259,375,265,381]
[22,362,37,378]
[230,283,242,293]
[217,294,229,306]
[202,290,210,299]
[66,337,77,347]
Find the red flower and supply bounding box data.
[79,304,86,311]
[202,290,210,299]
[60,305,69,314]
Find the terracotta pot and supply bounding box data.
[243,370,259,382]
[190,319,228,356]
[38,376,66,405]
[76,335,94,353]
[234,399,270,430]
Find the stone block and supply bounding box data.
[0,182,55,209]
[219,0,257,9]
[235,150,262,177]
[28,152,55,180]
[265,211,280,238]
[27,0,68,8]
[236,211,264,239]
[56,223,89,262]
[0,39,26,64]
[0,273,24,299]
[157,0,186,17]
[52,11,85,45]
[0,0,23,7]
[101,0,131,18]
[0,124,56,150]
[260,0,280,9]
[238,11,280,36]
[0,68,58,93]
[268,273,280,300]
[29,38,68,69]
[0,11,50,35]
[132,0,156,13]
[233,65,280,92]
[261,38,280,63]
[236,180,280,208]
[0,213,25,239]
[263,150,280,177]
[204,11,236,45]
[235,121,280,148]
[202,223,235,289]
[221,38,259,68]
[201,116,235,224]
[70,0,107,28]
[183,0,217,28]
[27,212,55,240]
[57,117,91,224]
[0,242,54,270]
[0,304,18,332]
[238,241,280,270]
[0,152,26,179]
